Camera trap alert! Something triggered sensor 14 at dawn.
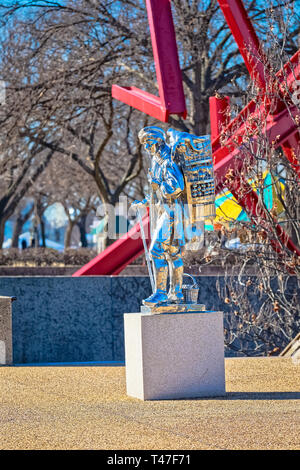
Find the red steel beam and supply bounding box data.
[112,0,186,122]
[212,49,300,157]
[228,175,300,257]
[214,104,300,190]
[216,1,300,176]
[112,86,169,122]
[210,23,300,182]
[76,77,300,277]
[74,1,300,276]
[73,101,300,276]
[217,0,270,90]
[72,214,150,276]
[73,105,300,277]
[209,96,231,142]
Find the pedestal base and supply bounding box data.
[140,303,206,314]
[124,311,225,400]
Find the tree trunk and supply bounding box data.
[35,199,48,248]
[284,177,300,247]
[194,97,210,136]
[40,217,46,248]
[11,204,34,248]
[64,220,75,249]
[11,216,24,248]
[0,217,6,249]
[77,214,88,248]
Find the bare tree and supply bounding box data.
[0,141,54,247]
[190,2,300,356]
[111,0,300,134]
[11,202,34,248]
[0,0,147,226]
[0,1,299,358]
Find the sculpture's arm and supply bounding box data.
[131,197,149,208]
[160,161,184,199]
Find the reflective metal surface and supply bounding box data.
[131,125,215,310]
[140,303,206,314]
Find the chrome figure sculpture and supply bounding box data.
[131,126,215,311]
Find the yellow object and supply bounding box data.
[213,170,285,225]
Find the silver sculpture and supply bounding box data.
[131,126,215,312]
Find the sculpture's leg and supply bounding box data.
[167,245,184,303]
[143,242,169,306]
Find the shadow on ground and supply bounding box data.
[203,391,300,400]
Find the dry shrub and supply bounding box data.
[0,248,97,266]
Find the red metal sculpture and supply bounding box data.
[112,0,186,122]
[73,0,300,276]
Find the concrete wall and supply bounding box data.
[0,276,298,364]
[0,276,228,364]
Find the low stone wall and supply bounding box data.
[0,275,225,364]
[0,296,14,364]
[0,275,297,364]
[0,266,79,276]
[0,265,260,277]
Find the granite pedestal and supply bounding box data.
[124,310,226,400]
[0,296,14,365]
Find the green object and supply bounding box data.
[91,218,107,235]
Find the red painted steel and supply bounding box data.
[72,214,150,276]
[209,96,231,142]
[217,0,269,90]
[111,86,168,122]
[228,175,300,257]
[112,0,186,122]
[216,0,300,177]
[212,1,300,259]
[73,101,299,276]
[212,49,300,155]
[214,104,300,191]
[280,132,300,178]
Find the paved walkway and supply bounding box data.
[0,358,299,450]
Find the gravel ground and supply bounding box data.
[0,357,299,450]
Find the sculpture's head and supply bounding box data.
[167,128,183,148]
[138,126,166,156]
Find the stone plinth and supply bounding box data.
[0,296,14,365]
[124,311,225,400]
